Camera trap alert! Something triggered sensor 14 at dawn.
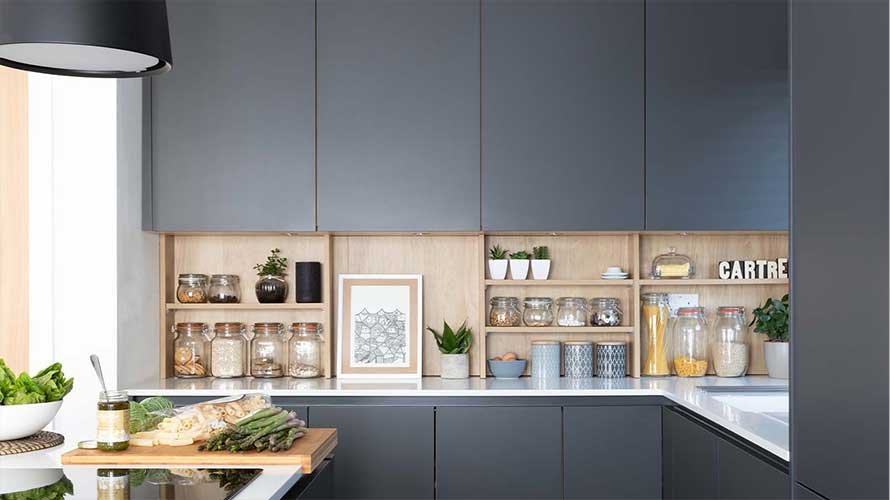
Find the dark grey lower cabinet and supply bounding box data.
[309,406,434,499]
[286,458,334,500]
[663,408,719,499]
[436,406,562,499]
[718,439,788,500]
[564,406,661,499]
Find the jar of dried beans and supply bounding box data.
[489,297,521,327]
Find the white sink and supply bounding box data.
[711,393,790,424]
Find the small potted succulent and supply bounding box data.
[428,320,473,379]
[254,248,288,303]
[531,246,551,280]
[488,245,509,280]
[750,294,789,379]
[508,250,531,280]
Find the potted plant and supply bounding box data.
[488,245,509,280]
[750,294,789,379]
[254,248,288,303]
[531,246,551,280]
[427,320,472,379]
[508,250,531,280]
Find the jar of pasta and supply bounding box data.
[641,293,671,376]
[673,307,709,377]
[173,323,210,378]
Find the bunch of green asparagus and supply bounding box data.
[198,407,307,453]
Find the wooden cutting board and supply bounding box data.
[62,428,336,473]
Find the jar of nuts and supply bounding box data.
[173,322,211,378]
[177,274,209,303]
[489,297,521,327]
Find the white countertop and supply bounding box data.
[130,375,790,461]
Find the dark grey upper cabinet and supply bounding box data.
[150,0,315,232]
[316,0,480,231]
[646,0,789,231]
[482,0,644,231]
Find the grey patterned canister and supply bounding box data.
[596,341,627,378]
[563,341,594,378]
[531,340,561,378]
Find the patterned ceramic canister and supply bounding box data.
[563,341,594,378]
[596,341,627,378]
[531,340,561,378]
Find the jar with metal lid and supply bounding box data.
[489,297,521,327]
[173,323,210,378]
[97,390,129,451]
[251,323,286,378]
[531,340,561,378]
[523,297,554,326]
[556,297,588,327]
[211,322,247,378]
[176,274,208,303]
[208,274,241,304]
[673,307,709,377]
[641,293,671,376]
[711,306,748,377]
[650,247,695,279]
[589,297,623,326]
[288,323,324,378]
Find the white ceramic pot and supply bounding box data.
[440,353,469,379]
[531,259,551,280]
[763,341,789,379]
[0,400,63,441]
[488,259,508,280]
[509,259,530,280]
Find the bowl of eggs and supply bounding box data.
[487,352,527,379]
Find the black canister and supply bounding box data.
[295,262,322,303]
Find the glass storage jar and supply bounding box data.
[173,322,211,378]
[711,306,748,377]
[97,390,129,451]
[176,274,208,303]
[673,307,709,377]
[211,322,247,378]
[523,297,554,326]
[650,247,695,279]
[556,297,588,327]
[642,293,671,376]
[589,297,623,326]
[288,323,324,378]
[208,274,241,303]
[251,323,286,378]
[489,297,522,327]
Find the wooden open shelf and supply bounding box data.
[166,303,325,311]
[485,279,634,286]
[486,326,634,333]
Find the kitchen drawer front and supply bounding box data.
[718,438,788,499]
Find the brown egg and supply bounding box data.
[502,352,518,361]
[491,356,503,361]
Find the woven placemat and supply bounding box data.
[0,431,64,456]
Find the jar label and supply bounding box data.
[97,409,129,443]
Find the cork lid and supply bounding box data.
[531,340,560,345]
[563,341,593,346]
[596,341,627,346]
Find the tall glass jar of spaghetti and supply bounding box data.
[641,293,671,376]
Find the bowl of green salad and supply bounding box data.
[0,360,73,441]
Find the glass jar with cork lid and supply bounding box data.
[173,323,210,378]
[251,323,286,378]
[288,323,324,378]
[211,322,247,378]
[673,307,709,377]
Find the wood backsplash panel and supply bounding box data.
[486,234,635,279]
[333,235,481,376]
[640,233,789,279]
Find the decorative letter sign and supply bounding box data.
[718,258,788,280]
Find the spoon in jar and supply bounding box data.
[90,354,108,401]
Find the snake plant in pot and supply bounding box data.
[428,320,473,379]
[750,294,789,379]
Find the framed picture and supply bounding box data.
[336,274,423,378]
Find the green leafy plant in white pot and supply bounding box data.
[428,320,472,379]
[508,250,531,280]
[750,294,789,379]
[488,245,509,280]
[531,246,551,280]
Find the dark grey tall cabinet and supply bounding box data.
[791,0,889,498]
[316,0,480,231]
[646,0,789,230]
[481,0,645,231]
[150,0,316,232]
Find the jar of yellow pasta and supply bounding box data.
[673,307,709,377]
[641,293,671,376]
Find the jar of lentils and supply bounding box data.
[489,297,521,327]
[211,322,247,378]
[523,297,554,326]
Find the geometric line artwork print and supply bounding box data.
[352,308,407,365]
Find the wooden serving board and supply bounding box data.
[62,428,336,473]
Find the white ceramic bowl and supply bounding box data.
[0,468,63,494]
[0,400,63,440]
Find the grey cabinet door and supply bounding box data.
[151,0,316,232]
[791,0,889,498]
[564,406,661,499]
[316,0,480,231]
[717,439,788,500]
[482,0,644,231]
[646,0,789,230]
[663,408,718,500]
[436,406,561,499]
[309,406,434,499]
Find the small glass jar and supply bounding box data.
[556,297,588,327]
[489,297,522,327]
[288,323,324,378]
[211,322,247,378]
[673,307,709,377]
[651,247,695,279]
[208,274,241,303]
[711,306,749,377]
[176,274,208,303]
[251,323,286,378]
[97,390,129,451]
[523,297,554,326]
[173,322,211,378]
[589,297,623,326]
[642,293,672,376]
